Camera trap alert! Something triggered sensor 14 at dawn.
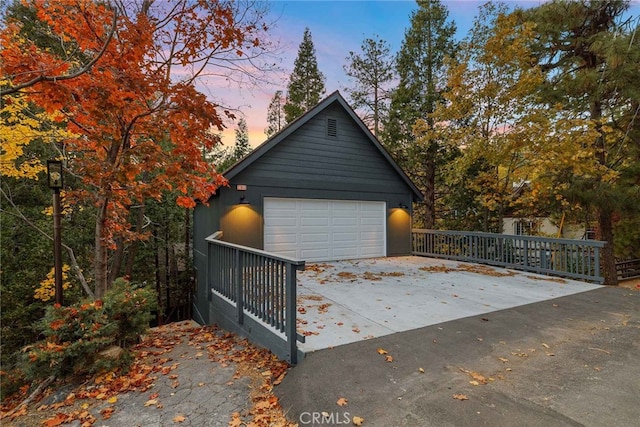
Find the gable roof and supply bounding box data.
[224,90,423,202]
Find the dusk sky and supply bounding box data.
[210,0,639,148]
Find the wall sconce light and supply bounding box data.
[239,196,250,205]
[398,201,408,209]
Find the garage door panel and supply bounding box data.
[300,248,330,259]
[333,232,358,242]
[360,218,383,228]
[264,233,297,245]
[271,199,298,209]
[301,200,329,210]
[361,247,383,256]
[272,249,298,258]
[266,217,297,227]
[301,217,329,226]
[332,200,357,208]
[300,233,329,243]
[361,230,384,240]
[332,217,358,226]
[332,247,359,258]
[264,198,386,261]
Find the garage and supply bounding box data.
[264,197,386,261]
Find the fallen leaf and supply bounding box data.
[453,393,469,401]
[542,343,550,349]
[337,397,348,406]
[173,414,186,423]
[144,399,158,407]
[385,355,393,363]
[229,412,242,427]
[498,357,509,363]
[42,413,69,426]
[469,380,480,386]
[107,396,118,404]
[352,415,365,425]
[352,327,360,333]
[100,407,115,420]
[418,368,425,373]
[376,348,388,355]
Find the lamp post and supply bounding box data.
[47,160,64,305]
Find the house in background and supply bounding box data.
[503,181,591,239]
[503,216,588,239]
[192,91,423,323]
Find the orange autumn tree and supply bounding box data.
[1,0,273,297]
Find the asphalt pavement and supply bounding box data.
[277,286,640,426]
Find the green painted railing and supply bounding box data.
[413,229,605,284]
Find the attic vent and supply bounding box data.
[327,118,337,137]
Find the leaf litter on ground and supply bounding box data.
[1,321,296,427]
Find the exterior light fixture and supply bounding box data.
[398,202,409,209]
[47,160,63,189]
[47,159,64,305]
[239,196,250,205]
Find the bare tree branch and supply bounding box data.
[0,187,94,299]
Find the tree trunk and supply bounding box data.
[125,204,146,278]
[154,226,163,326]
[590,100,618,286]
[94,197,109,298]
[598,208,618,286]
[423,157,436,229]
[108,237,125,284]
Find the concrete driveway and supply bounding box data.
[296,256,601,353]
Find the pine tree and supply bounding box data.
[343,35,395,136]
[284,28,326,123]
[233,117,251,161]
[382,0,456,228]
[523,0,640,285]
[265,90,285,137]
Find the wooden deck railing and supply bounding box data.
[616,258,640,280]
[206,233,305,364]
[413,229,605,283]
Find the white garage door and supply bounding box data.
[264,198,386,261]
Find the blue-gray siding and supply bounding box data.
[236,104,407,194]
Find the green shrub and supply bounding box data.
[19,279,157,382]
[103,278,158,347]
